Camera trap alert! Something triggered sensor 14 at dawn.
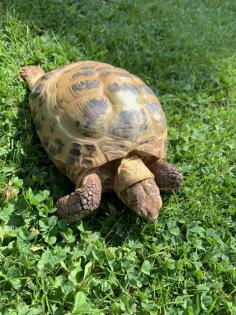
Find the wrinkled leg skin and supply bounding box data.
[56,173,102,222]
[148,159,183,193]
[119,178,162,222]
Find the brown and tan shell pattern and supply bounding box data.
[29,61,167,183]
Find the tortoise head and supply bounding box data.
[114,155,162,221]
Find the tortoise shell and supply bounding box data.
[30,61,167,184]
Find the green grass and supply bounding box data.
[0,0,236,314]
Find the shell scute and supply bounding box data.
[146,102,163,121]
[71,79,100,93]
[47,137,64,156]
[41,72,55,81]
[66,156,76,166]
[72,70,94,78]
[109,108,148,140]
[70,143,81,157]
[31,61,167,183]
[81,158,94,168]
[108,82,139,95]
[83,98,109,116]
[85,144,97,155]
[71,97,112,138]
[31,83,44,98]
[55,138,64,147]
[79,65,97,70]
[141,84,156,96]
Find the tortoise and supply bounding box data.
[20,61,182,222]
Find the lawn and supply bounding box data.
[0,0,235,314]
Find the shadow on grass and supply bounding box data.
[3,0,235,243]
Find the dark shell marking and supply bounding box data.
[108,82,139,95]
[75,98,109,136]
[146,102,164,123]
[83,98,109,116]
[55,138,64,147]
[110,108,148,139]
[41,72,54,80]
[85,144,96,152]
[81,158,93,168]
[117,109,148,130]
[78,123,93,137]
[70,143,81,157]
[38,96,45,107]
[85,144,97,157]
[72,71,94,78]
[67,143,81,166]
[66,143,81,166]
[138,109,149,131]
[50,121,56,133]
[71,80,100,92]
[146,102,162,113]
[111,128,131,139]
[31,84,44,98]
[67,156,76,166]
[80,65,96,69]
[47,138,64,156]
[75,98,110,137]
[48,145,58,156]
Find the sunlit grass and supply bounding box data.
[0,0,235,314]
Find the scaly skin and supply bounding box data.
[119,177,162,222]
[56,173,102,222]
[114,155,162,221]
[19,63,182,222]
[148,159,183,192]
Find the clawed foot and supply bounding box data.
[56,173,102,222]
[149,159,183,193]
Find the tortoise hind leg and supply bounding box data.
[56,173,102,222]
[148,159,183,193]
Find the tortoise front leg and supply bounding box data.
[56,173,102,222]
[148,159,183,193]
